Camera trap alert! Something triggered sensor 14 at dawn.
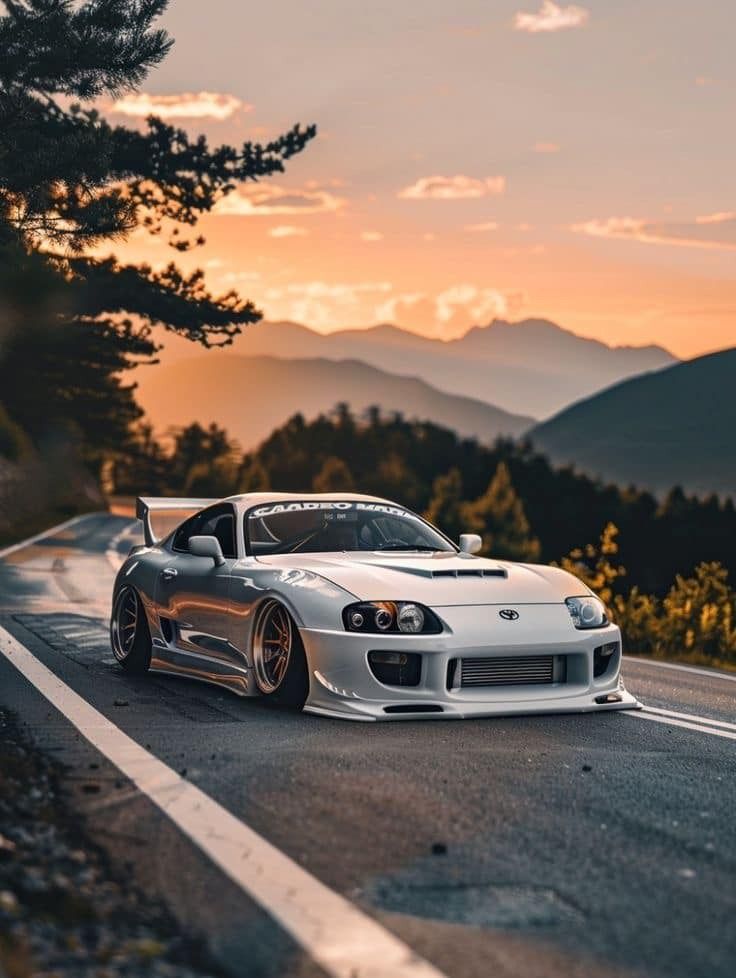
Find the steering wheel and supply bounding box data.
[374,538,411,551]
[271,526,322,554]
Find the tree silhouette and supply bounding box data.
[312,456,355,492]
[424,468,466,542]
[556,522,626,608]
[111,422,169,498]
[0,0,315,473]
[169,422,239,494]
[462,461,541,561]
[238,458,271,493]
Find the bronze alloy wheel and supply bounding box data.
[110,585,151,674]
[111,586,139,662]
[253,599,294,694]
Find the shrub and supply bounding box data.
[655,562,736,665]
[556,522,625,608]
[0,405,30,461]
[562,527,736,668]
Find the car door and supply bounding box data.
[156,503,241,667]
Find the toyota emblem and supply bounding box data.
[499,609,520,621]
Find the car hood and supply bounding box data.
[254,552,581,606]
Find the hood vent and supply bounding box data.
[431,568,507,579]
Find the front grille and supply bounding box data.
[457,654,555,687]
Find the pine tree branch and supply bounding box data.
[67,255,262,346]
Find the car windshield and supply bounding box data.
[245,501,455,556]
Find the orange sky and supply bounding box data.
[103,2,735,359]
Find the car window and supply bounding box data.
[244,501,455,555]
[172,504,237,558]
[171,511,205,553]
[200,506,237,559]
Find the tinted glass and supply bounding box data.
[172,504,236,558]
[172,512,205,553]
[245,501,454,556]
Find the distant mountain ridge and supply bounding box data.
[190,317,676,420]
[530,348,736,499]
[135,354,534,451]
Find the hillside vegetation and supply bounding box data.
[532,348,736,497]
[113,406,736,667]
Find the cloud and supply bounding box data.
[465,221,499,232]
[373,287,527,336]
[360,230,384,242]
[696,211,736,225]
[220,271,261,284]
[213,184,346,217]
[261,280,528,335]
[111,91,249,120]
[435,285,521,325]
[398,174,505,200]
[374,292,427,322]
[263,281,392,331]
[571,214,736,250]
[534,141,560,153]
[275,282,392,300]
[268,225,308,238]
[514,2,589,33]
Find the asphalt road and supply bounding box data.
[0,513,734,978]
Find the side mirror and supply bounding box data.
[459,533,482,555]
[189,534,226,567]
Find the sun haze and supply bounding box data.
[106,1,735,359]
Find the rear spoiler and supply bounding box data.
[136,497,218,547]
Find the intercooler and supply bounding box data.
[456,654,560,687]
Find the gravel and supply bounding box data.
[0,710,223,978]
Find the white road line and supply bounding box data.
[626,710,736,742]
[624,656,736,684]
[0,513,97,560]
[640,705,736,732]
[58,630,104,641]
[105,521,139,573]
[0,626,446,978]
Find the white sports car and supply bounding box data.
[110,492,640,720]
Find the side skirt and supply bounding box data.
[150,642,256,697]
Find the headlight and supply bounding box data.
[565,596,608,629]
[398,604,424,633]
[343,601,442,634]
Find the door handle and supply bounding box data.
[162,567,178,580]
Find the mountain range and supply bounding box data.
[531,348,736,498]
[134,355,534,450]
[159,317,677,420]
[137,318,732,498]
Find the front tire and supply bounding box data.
[110,586,151,674]
[252,600,309,709]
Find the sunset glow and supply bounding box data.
[105,1,735,359]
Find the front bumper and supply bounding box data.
[300,604,640,721]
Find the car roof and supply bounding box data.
[224,491,398,510]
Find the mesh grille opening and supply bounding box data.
[453,655,560,688]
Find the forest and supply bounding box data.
[109,406,736,668]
